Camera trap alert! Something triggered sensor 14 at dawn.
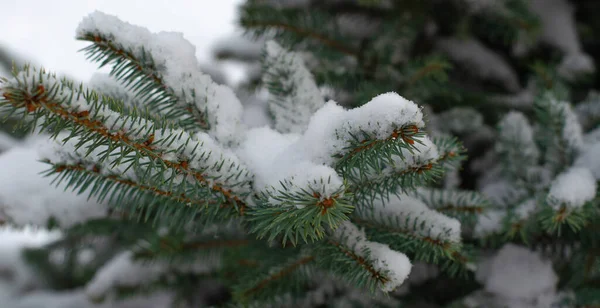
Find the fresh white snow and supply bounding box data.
[0,137,108,227]
[332,221,411,292]
[547,167,597,210]
[361,193,462,243]
[77,11,244,143]
[480,244,558,300]
[262,40,325,134]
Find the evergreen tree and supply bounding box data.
[0,1,599,307]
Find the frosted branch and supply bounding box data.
[262,40,325,134]
[331,221,411,292]
[77,11,244,143]
[547,167,596,210]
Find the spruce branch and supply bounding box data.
[328,239,389,284]
[1,66,252,219]
[539,204,592,236]
[235,254,315,301]
[468,0,540,46]
[410,188,490,228]
[314,239,390,293]
[350,158,443,206]
[42,160,240,229]
[329,103,429,189]
[406,57,451,86]
[431,135,468,169]
[534,92,584,172]
[496,111,541,180]
[0,6,540,304]
[353,193,461,245]
[349,136,465,206]
[312,221,410,293]
[134,237,249,261]
[77,11,244,143]
[247,183,353,246]
[240,4,357,57]
[353,216,467,265]
[262,40,325,134]
[77,33,208,132]
[335,124,425,171]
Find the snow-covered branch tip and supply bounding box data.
[270,93,429,183]
[0,66,253,222]
[535,93,584,165]
[355,193,462,250]
[546,167,596,212]
[262,40,325,134]
[326,221,412,292]
[77,11,244,143]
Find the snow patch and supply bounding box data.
[332,221,411,292]
[547,167,596,209]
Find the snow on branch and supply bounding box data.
[496,111,540,177]
[330,221,411,292]
[236,93,440,244]
[277,92,425,169]
[0,66,253,222]
[436,37,520,92]
[88,73,144,110]
[237,127,352,244]
[85,251,166,301]
[411,188,490,227]
[474,208,507,237]
[535,94,584,166]
[526,0,595,80]
[77,11,244,143]
[262,40,325,134]
[470,244,559,307]
[497,111,539,161]
[0,140,107,228]
[239,92,429,188]
[547,167,596,210]
[357,193,462,244]
[240,92,437,208]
